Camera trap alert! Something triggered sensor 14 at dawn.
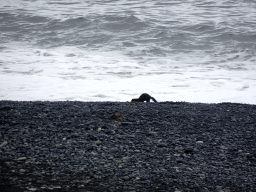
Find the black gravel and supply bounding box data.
[1,101,256,192]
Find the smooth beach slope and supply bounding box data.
[0,101,256,191]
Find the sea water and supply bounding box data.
[1,0,256,104]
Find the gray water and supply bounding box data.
[1,0,256,103]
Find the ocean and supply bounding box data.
[1,0,256,104]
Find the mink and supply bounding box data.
[131,93,157,103]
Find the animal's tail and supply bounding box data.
[151,97,157,102]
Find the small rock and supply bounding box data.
[184,148,194,153]
[109,147,119,154]
[176,158,184,163]
[196,141,204,144]
[220,146,227,150]
[157,143,168,147]
[91,152,97,156]
[40,185,47,189]
[123,176,129,180]
[84,180,91,184]
[27,187,37,191]
[19,169,25,173]
[147,131,157,136]
[199,174,205,179]
[71,133,79,138]
[0,141,7,147]
[121,122,131,125]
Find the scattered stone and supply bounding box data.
[91,152,97,156]
[121,122,132,125]
[27,187,37,191]
[184,148,194,153]
[176,158,185,164]
[19,169,25,173]
[157,143,168,147]
[78,185,85,188]
[109,147,119,154]
[0,141,7,147]
[84,180,91,184]
[147,131,157,136]
[40,185,47,189]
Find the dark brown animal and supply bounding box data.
[131,93,157,103]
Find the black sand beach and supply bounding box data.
[1,101,256,191]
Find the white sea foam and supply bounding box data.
[1,43,255,104]
[0,0,256,104]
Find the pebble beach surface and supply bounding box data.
[1,101,256,191]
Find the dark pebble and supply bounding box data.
[157,143,168,147]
